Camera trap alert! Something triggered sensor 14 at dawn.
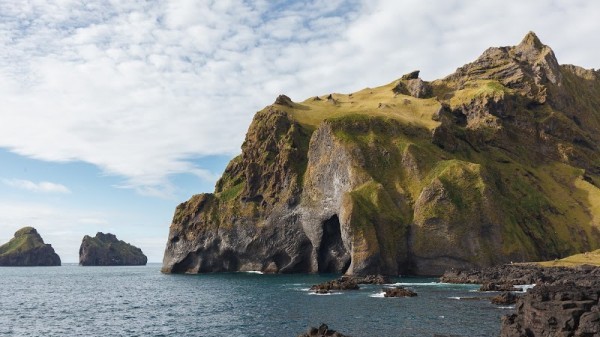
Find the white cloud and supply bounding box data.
[2,178,71,193]
[0,0,599,197]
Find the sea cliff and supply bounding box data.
[163,32,600,276]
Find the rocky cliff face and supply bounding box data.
[80,232,147,266]
[0,227,61,266]
[163,32,600,276]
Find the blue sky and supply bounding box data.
[1,0,600,263]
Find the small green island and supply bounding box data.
[0,227,61,266]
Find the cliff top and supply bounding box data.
[0,226,47,257]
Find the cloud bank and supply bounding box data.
[0,0,599,195]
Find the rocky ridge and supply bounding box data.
[79,232,147,266]
[0,227,61,266]
[163,32,600,276]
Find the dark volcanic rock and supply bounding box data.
[309,275,390,294]
[383,286,417,298]
[0,227,61,266]
[500,282,600,337]
[298,324,350,337]
[79,232,147,266]
[479,282,518,292]
[491,292,518,305]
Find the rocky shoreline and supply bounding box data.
[442,264,600,336]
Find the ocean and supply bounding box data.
[0,264,512,336]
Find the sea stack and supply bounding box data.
[0,227,61,266]
[79,232,147,266]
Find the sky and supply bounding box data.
[1,0,599,263]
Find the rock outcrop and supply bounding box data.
[501,282,600,337]
[163,32,600,276]
[0,227,61,266]
[79,232,147,266]
[309,275,390,294]
[383,287,417,298]
[298,324,349,337]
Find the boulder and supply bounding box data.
[298,324,349,337]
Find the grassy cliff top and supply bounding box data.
[271,79,442,131]
[0,227,46,256]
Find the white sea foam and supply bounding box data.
[369,292,385,298]
[496,305,516,309]
[308,291,341,296]
[514,284,536,292]
[244,271,264,275]
[448,296,461,300]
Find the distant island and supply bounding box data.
[0,227,61,266]
[79,232,147,266]
[163,32,600,276]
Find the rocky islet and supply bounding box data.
[79,232,147,266]
[0,227,61,266]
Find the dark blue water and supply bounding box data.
[0,264,511,336]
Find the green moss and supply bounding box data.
[218,182,245,202]
[0,229,44,257]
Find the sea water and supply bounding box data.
[0,264,511,336]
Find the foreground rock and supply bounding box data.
[491,292,518,305]
[163,32,600,276]
[384,286,417,298]
[0,227,61,266]
[79,232,147,266]
[441,264,600,286]
[298,324,350,337]
[310,275,390,294]
[501,282,600,337]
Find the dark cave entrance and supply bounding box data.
[317,214,351,274]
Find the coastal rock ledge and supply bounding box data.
[79,232,147,266]
[0,227,61,266]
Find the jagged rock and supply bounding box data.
[79,232,147,266]
[0,227,61,266]
[401,70,420,80]
[163,32,600,276]
[480,282,517,292]
[298,324,349,337]
[274,94,294,107]
[309,275,390,293]
[406,78,432,98]
[383,286,417,297]
[491,292,518,305]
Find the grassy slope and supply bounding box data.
[203,64,600,267]
[0,229,45,257]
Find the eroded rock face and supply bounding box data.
[0,227,61,266]
[79,232,147,266]
[163,32,600,276]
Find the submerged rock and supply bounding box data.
[0,227,61,266]
[79,232,147,266]
[298,324,350,337]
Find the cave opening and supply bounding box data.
[317,214,351,274]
